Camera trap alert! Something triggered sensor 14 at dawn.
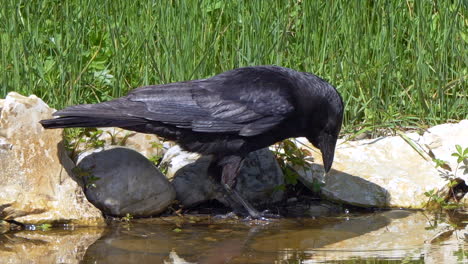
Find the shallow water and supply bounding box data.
[1,210,466,263]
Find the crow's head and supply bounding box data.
[306,90,343,173]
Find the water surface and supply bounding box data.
[1,210,466,263]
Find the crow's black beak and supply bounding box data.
[317,133,337,173]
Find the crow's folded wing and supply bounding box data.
[126,81,295,136]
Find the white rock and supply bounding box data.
[295,120,467,208]
[421,120,468,182]
[0,92,104,225]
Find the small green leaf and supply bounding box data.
[463,147,468,156]
[455,145,462,154]
[38,223,52,231]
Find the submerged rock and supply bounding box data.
[0,92,104,225]
[295,120,468,209]
[77,147,176,217]
[161,145,284,208]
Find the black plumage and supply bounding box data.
[41,66,344,217]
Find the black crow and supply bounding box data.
[40,66,344,218]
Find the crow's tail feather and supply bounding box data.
[40,116,145,129]
[40,99,147,129]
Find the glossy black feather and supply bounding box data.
[41,65,343,171]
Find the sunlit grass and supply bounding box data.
[0,0,466,131]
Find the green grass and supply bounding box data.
[1,0,466,131]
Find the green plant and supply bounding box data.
[454,248,467,262]
[108,131,133,146]
[424,145,468,209]
[85,175,101,189]
[122,213,133,223]
[38,223,52,231]
[311,178,325,193]
[424,182,460,210]
[82,129,106,149]
[72,166,100,188]
[150,141,163,149]
[148,154,163,166]
[451,145,468,172]
[273,139,313,188]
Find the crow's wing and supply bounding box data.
[126,79,295,136]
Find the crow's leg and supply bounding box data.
[218,156,261,219]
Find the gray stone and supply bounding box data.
[0,92,104,225]
[161,146,284,208]
[78,147,176,217]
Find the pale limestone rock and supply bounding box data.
[161,145,284,207]
[421,120,468,181]
[294,120,467,208]
[77,147,176,217]
[0,227,104,264]
[295,137,445,208]
[0,92,104,225]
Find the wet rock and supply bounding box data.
[77,147,176,217]
[0,227,104,264]
[161,145,284,208]
[295,120,468,208]
[0,92,104,225]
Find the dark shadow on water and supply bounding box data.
[79,210,413,263]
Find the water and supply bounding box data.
[1,210,466,263]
